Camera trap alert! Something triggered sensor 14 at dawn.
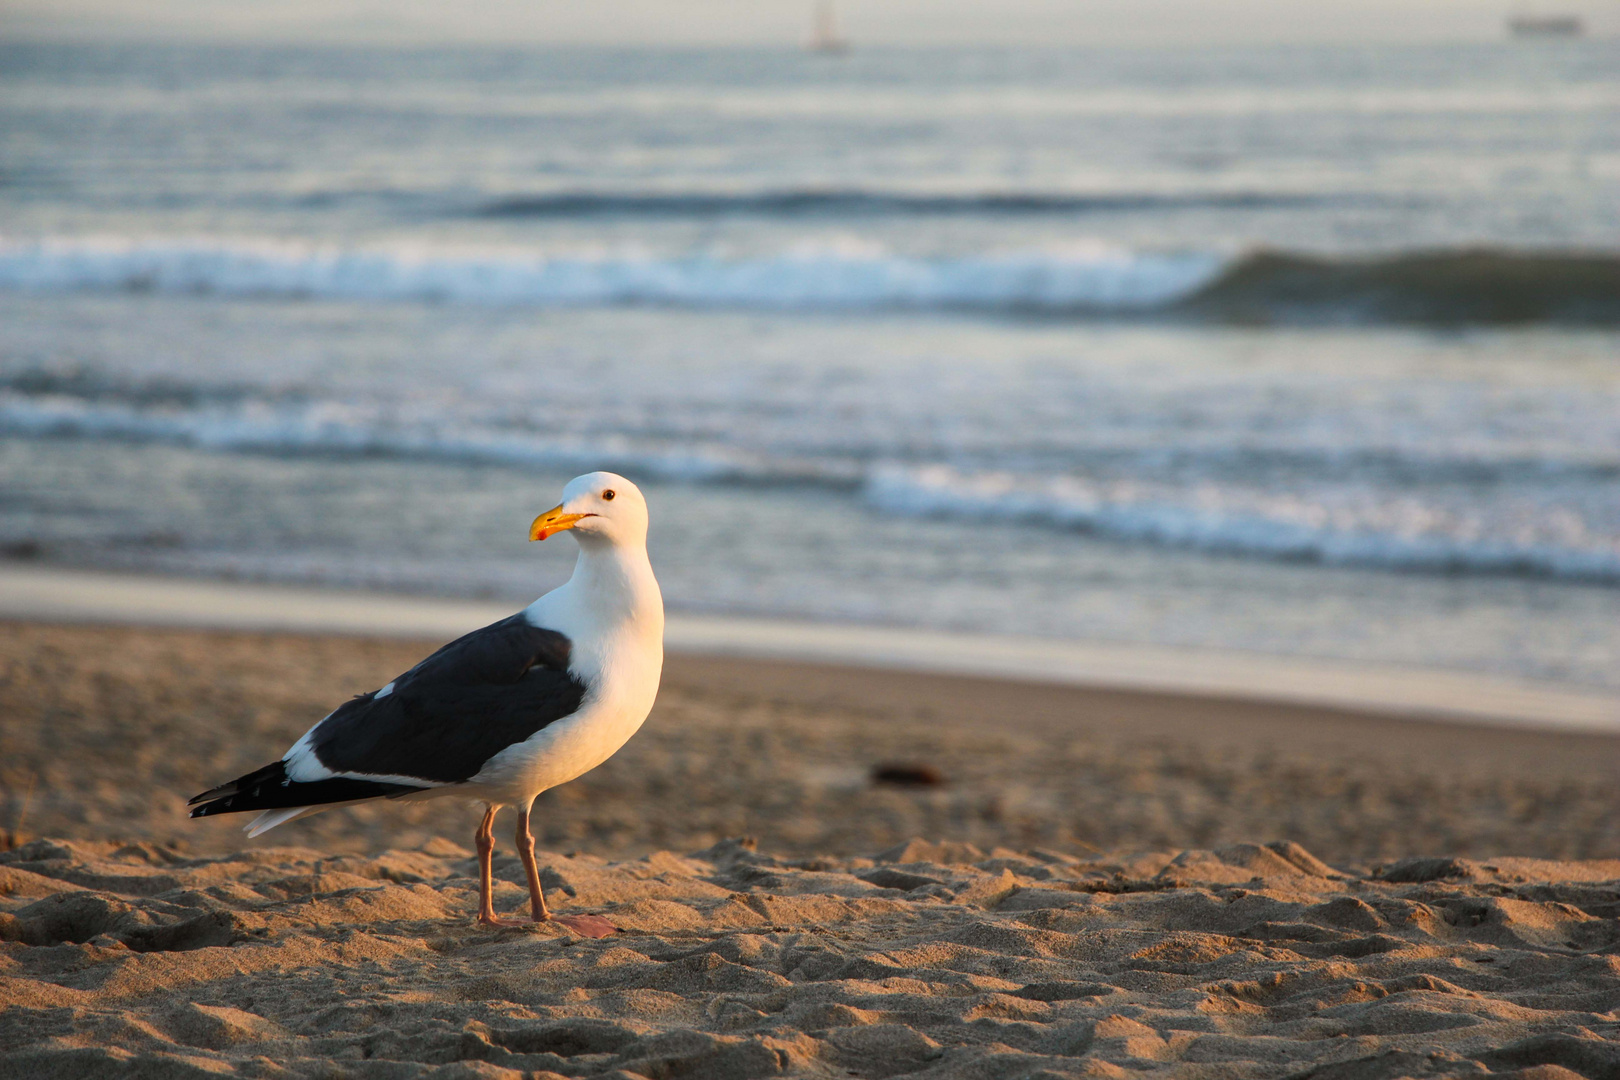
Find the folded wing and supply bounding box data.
[188,614,587,822]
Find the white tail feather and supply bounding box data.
[245,806,312,838]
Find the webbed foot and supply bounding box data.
[475,912,615,937]
[548,913,616,938]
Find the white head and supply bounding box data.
[529,472,649,550]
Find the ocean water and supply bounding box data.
[3,40,1618,688]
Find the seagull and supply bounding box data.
[188,472,663,937]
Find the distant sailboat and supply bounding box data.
[1507,13,1583,36]
[808,0,850,54]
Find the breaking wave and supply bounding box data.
[6,383,1619,583]
[0,236,1223,313]
[3,236,1616,324]
[4,366,1618,584]
[864,465,1620,584]
[1185,250,1620,326]
[0,390,858,486]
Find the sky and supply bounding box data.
[3,0,1616,47]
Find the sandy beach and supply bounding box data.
[3,620,1619,1078]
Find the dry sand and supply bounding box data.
[2,621,1619,1078]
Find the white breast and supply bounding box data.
[462,555,664,807]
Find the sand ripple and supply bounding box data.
[3,837,1618,1079]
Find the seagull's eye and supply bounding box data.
[601,489,616,501]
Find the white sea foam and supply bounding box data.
[7,387,1619,583]
[0,392,852,485]
[5,288,1620,593]
[864,465,1620,584]
[0,236,1228,312]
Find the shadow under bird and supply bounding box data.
[188,472,664,937]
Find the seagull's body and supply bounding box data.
[189,472,662,935]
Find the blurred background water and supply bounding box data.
[2,38,1618,687]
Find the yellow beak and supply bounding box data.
[529,505,587,542]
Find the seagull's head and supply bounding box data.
[529,472,649,549]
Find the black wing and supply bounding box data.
[189,614,586,818]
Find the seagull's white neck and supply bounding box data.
[569,538,660,623]
[524,536,664,651]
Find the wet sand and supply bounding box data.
[2,621,1618,1078]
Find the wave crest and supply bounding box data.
[4,236,1616,324]
[1189,250,1620,326]
[864,465,1620,583]
[5,376,1617,584]
[0,390,856,485]
[0,237,1224,312]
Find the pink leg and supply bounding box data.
[474,804,512,928]
[515,804,615,938]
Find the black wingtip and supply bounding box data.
[187,759,287,810]
[187,764,422,820]
[189,793,242,818]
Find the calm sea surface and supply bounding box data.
[3,41,1618,687]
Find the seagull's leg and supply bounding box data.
[515,801,615,938]
[474,803,512,928]
[513,803,551,921]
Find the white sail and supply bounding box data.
[808,0,850,53]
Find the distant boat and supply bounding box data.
[1507,14,1583,36]
[808,0,850,54]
